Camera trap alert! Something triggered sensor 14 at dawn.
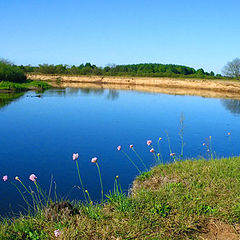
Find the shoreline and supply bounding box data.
[1,157,240,239]
[27,74,240,100]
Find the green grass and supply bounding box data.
[0,80,51,92]
[1,157,240,239]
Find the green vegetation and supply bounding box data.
[1,157,240,239]
[0,59,51,92]
[0,80,51,92]
[0,60,26,83]
[21,63,223,79]
[0,92,25,109]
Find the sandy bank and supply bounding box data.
[27,74,240,100]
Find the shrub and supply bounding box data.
[0,60,26,83]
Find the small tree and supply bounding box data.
[223,58,240,79]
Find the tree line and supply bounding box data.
[2,58,240,83]
[19,63,222,79]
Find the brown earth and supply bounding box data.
[27,74,240,100]
[199,219,240,240]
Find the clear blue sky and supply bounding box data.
[0,0,239,74]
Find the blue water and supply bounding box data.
[0,88,240,215]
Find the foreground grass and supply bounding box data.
[0,80,51,92]
[1,157,240,239]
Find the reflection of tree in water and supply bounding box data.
[0,92,25,110]
[67,88,80,95]
[107,90,119,100]
[221,99,240,114]
[79,88,105,95]
[45,88,66,97]
[79,88,119,100]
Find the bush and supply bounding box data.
[0,60,26,83]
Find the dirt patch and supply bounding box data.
[130,175,179,195]
[199,219,240,240]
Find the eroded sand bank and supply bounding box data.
[27,74,240,100]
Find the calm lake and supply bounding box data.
[0,87,240,216]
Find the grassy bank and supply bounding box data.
[0,80,51,92]
[1,157,240,239]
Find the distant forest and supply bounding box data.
[19,63,222,79]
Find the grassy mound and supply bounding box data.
[1,157,240,239]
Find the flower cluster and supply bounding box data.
[72,153,79,160]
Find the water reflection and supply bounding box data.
[44,88,67,96]
[47,87,120,101]
[107,90,119,100]
[79,88,105,95]
[0,92,25,110]
[221,99,240,114]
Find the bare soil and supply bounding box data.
[199,219,240,240]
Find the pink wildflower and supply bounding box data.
[130,144,134,148]
[170,153,176,157]
[227,132,231,136]
[72,153,79,160]
[150,148,154,153]
[29,174,37,182]
[2,175,7,182]
[54,229,61,237]
[117,145,121,151]
[91,157,98,163]
[147,140,152,146]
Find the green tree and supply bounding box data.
[0,60,26,82]
[195,68,205,77]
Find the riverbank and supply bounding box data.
[27,74,240,100]
[1,157,240,239]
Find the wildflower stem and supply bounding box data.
[114,178,119,195]
[166,131,172,154]
[47,175,53,205]
[96,162,104,202]
[11,182,33,211]
[17,180,39,211]
[121,150,141,174]
[132,148,148,171]
[118,178,122,193]
[116,177,122,194]
[75,160,87,202]
[179,113,185,158]
[157,140,163,163]
[18,181,32,195]
[209,136,213,160]
[54,181,58,202]
[34,181,43,208]
[35,182,47,205]
[29,186,38,211]
[152,152,158,163]
[85,190,92,204]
